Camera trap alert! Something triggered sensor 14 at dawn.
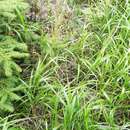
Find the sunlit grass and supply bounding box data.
[1,0,130,130]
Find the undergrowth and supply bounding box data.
[1,0,130,130]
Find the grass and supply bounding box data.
[1,0,130,130]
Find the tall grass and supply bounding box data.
[1,0,130,130]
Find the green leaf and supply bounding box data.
[8,127,23,130]
[9,92,21,101]
[0,102,14,112]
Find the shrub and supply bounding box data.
[0,0,29,112]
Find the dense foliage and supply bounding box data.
[1,0,130,130]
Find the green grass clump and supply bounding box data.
[1,0,130,130]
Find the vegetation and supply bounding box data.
[0,0,130,130]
